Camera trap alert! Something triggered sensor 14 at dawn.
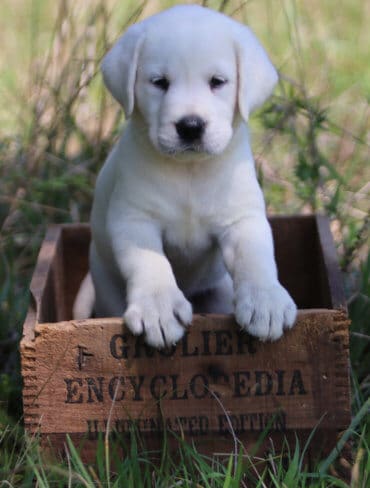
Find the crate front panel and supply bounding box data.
[22,312,350,440]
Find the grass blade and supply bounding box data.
[319,397,370,475]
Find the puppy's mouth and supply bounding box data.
[159,144,214,159]
[157,140,209,156]
[177,143,205,153]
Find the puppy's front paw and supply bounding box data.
[124,286,192,348]
[235,282,297,341]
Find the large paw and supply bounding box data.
[124,285,192,348]
[235,282,297,341]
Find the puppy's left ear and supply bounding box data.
[101,23,145,117]
[233,24,278,121]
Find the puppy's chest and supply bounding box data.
[162,205,213,255]
[143,171,219,254]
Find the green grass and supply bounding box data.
[0,0,369,485]
[1,415,369,487]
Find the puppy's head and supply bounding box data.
[102,6,278,158]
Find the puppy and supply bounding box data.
[73,5,297,348]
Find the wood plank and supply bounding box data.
[24,311,350,438]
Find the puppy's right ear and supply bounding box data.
[101,23,145,117]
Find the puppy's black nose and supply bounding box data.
[175,115,205,142]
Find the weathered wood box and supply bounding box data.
[21,215,350,459]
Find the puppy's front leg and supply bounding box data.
[109,219,192,348]
[219,216,297,341]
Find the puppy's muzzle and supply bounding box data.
[175,115,206,143]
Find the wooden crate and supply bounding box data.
[21,215,350,459]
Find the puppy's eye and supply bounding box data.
[209,76,227,90]
[151,76,170,91]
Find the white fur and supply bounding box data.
[74,5,297,348]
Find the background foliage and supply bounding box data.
[0,0,369,485]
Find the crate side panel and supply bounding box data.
[30,225,64,323]
[315,215,347,310]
